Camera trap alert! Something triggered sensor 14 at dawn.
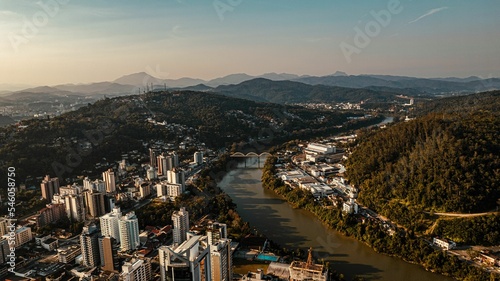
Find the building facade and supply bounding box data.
[210,238,232,281]
[99,236,119,272]
[80,224,101,267]
[100,207,122,243]
[159,235,211,281]
[40,175,60,201]
[85,191,106,218]
[119,212,140,252]
[172,207,190,245]
[103,169,117,193]
[120,257,152,281]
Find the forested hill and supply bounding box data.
[347,91,500,213]
[0,91,379,185]
[416,91,500,116]
[214,78,401,104]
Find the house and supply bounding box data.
[432,238,456,250]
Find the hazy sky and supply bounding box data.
[1,0,499,85]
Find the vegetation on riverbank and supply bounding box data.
[431,215,500,246]
[262,156,495,281]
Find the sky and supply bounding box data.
[1,0,499,85]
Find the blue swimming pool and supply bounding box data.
[256,253,279,262]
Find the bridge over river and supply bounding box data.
[230,152,271,168]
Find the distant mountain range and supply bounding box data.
[2,72,499,105]
[214,78,401,104]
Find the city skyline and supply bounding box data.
[1,0,499,85]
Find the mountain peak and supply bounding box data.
[113,72,162,85]
[331,71,348,77]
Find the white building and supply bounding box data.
[146,166,157,181]
[299,183,334,198]
[157,154,174,176]
[100,207,122,243]
[64,194,86,222]
[139,184,151,199]
[342,199,359,214]
[2,226,33,248]
[119,212,140,252]
[156,181,184,199]
[207,222,227,246]
[83,177,106,193]
[59,183,82,196]
[280,170,307,181]
[120,257,152,281]
[433,238,456,250]
[306,143,336,154]
[40,175,60,201]
[172,207,190,245]
[194,151,203,165]
[158,235,211,281]
[102,169,116,193]
[167,169,185,188]
[167,183,183,199]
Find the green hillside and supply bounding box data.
[215,78,401,105]
[0,91,379,188]
[347,92,500,214]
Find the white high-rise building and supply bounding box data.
[157,154,173,176]
[172,207,189,245]
[83,177,93,191]
[59,183,82,196]
[100,207,122,243]
[156,181,183,199]
[207,222,228,246]
[64,194,85,222]
[40,175,60,201]
[194,151,203,165]
[102,169,116,193]
[159,235,211,281]
[83,177,106,193]
[119,211,140,251]
[167,169,185,187]
[146,166,157,180]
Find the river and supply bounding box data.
[218,166,450,281]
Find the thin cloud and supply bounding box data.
[409,7,448,24]
[0,10,21,18]
[0,10,23,26]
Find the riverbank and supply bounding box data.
[219,168,456,281]
[260,156,493,281]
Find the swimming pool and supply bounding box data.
[256,253,279,262]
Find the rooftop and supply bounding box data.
[175,235,200,253]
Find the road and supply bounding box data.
[426,211,499,217]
